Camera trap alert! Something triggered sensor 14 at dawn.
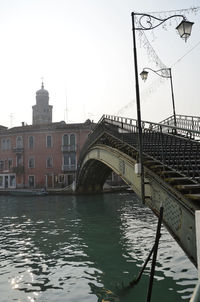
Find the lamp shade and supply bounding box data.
[140,70,148,81]
[176,20,194,42]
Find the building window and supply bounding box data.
[70,153,76,166]
[8,159,13,169]
[62,133,76,151]
[63,153,76,170]
[58,174,65,183]
[0,176,3,187]
[16,136,23,148]
[10,175,16,187]
[63,134,69,146]
[28,175,35,187]
[67,174,74,185]
[1,139,6,150]
[28,136,34,149]
[46,157,53,168]
[46,135,52,148]
[16,154,22,166]
[64,154,69,166]
[0,160,4,170]
[1,138,11,150]
[7,139,11,150]
[28,157,35,168]
[70,134,75,147]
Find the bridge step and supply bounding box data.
[143,148,199,153]
[184,193,200,201]
[144,150,200,155]
[144,161,162,166]
[143,146,199,150]
[174,184,200,190]
[165,177,194,184]
[159,170,180,175]
[144,155,200,162]
[146,165,164,171]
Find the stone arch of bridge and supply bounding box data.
[76,144,141,196]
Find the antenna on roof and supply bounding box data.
[10,113,13,128]
[64,89,68,123]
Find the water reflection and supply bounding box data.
[0,193,197,302]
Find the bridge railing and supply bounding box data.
[77,114,200,183]
[159,114,200,135]
[77,120,107,176]
[101,115,200,180]
[103,114,200,139]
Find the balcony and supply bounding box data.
[62,164,76,172]
[61,145,76,152]
[12,165,25,175]
[13,147,24,154]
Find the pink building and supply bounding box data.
[0,84,94,189]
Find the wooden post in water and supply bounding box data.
[146,206,164,302]
[196,211,200,280]
[189,211,200,302]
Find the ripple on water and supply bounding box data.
[0,193,197,302]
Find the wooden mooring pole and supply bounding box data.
[146,206,164,302]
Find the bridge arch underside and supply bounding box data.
[77,145,140,195]
[77,158,112,192]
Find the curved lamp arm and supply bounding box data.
[140,67,171,80]
[132,12,194,42]
[134,13,185,30]
[140,67,176,127]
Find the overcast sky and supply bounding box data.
[0,0,200,127]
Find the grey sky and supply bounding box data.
[0,0,199,126]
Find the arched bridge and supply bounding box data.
[76,114,200,268]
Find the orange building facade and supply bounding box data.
[0,84,94,189]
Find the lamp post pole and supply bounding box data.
[131,12,193,204]
[140,67,177,127]
[131,12,145,203]
[169,68,176,127]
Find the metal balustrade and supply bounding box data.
[160,114,200,135]
[61,144,76,152]
[77,114,200,184]
[62,164,76,172]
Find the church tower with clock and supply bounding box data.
[32,82,53,125]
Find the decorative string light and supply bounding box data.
[115,77,165,116]
[115,7,200,117]
[145,7,200,16]
[136,7,199,69]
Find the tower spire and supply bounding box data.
[41,77,44,89]
[32,82,53,125]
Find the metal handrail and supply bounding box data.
[103,114,200,135]
[77,114,200,184]
[103,114,200,139]
[160,114,200,133]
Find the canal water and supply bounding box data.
[0,192,197,302]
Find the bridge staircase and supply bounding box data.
[121,130,200,203]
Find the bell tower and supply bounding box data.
[32,82,53,125]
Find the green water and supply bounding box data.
[0,192,197,302]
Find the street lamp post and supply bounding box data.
[140,67,177,127]
[131,12,193,204]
